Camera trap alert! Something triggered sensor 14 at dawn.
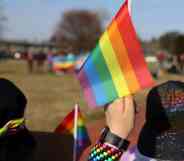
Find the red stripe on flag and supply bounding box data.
[55,110,74,133]
[116,3,154,88]
[108,20,141,93]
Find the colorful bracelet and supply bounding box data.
[99,127,130,152]
[0,118,25,136]
[88,142,123,161]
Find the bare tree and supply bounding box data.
[51,10,103,54]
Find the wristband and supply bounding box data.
[99,127,130,152]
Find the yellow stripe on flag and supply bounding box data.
[99,31,130,96]
[108,21,141,93]
[77,118,84,126]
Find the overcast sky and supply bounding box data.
[3,0,184,41]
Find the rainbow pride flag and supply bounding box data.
[55,104,91,161]
[77,0,154,107]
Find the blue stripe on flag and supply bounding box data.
[83,55,107,106]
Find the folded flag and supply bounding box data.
[77,0,154,107]
[55,104,91,161]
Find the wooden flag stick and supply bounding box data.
[128,0,132,15]
[73,104,79,161]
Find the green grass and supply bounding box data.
[0,60,183,132]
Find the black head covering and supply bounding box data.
[138,81,184,160]
[0,78,27,127]
[0,78,35,161]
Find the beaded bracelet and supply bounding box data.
[88,142,123,161]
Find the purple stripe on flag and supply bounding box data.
[78,70,97,107]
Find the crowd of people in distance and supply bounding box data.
[22,50,87,74]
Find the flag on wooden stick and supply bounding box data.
[55,104,91,161]
[77,0,154,107]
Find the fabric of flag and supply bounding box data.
[55,108,91,160]
[55,109,75,134]
[77,0,154,107]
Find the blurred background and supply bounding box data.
[0,0,184,159]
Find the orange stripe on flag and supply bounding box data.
[99,32,130,96]
[108,21,141,93]
[65,121,74,133]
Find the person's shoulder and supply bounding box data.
[31,132,73,161]
[120,146,137,161]
[120,146,154,161]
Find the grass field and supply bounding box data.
[0,60,184,132]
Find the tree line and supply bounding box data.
[51,9,184,58]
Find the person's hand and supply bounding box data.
[105,95,135,139]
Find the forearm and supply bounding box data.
[88,97,134,160]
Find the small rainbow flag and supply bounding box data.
[77,0,154,107]
[55,104,91,161]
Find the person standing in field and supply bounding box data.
[27,50,34,73]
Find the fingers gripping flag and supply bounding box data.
[77,0,154,107]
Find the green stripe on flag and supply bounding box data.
[92,44,118,100]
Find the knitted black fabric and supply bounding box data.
[0,78,27,127]
[138,81,184,160]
